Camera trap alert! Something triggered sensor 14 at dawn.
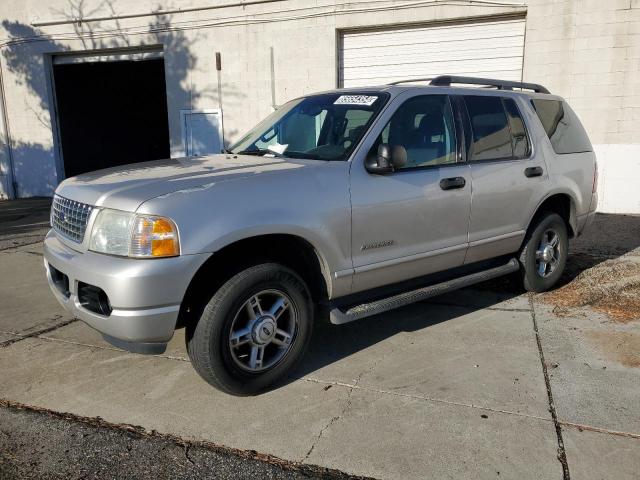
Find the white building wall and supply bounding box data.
[0,0,638,213]
[523,0,640,213]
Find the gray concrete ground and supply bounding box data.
[0,198,51,251]
[0,199,639,479]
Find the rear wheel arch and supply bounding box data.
[176,234,330,330]
[528,193,577,239]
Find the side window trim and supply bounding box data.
[502,97,533,160]
[450,95,468,164]
[500,97,516,158]
[460,94,534,164]
[453,95,472,163]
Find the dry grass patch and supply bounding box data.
[544,255,640,323]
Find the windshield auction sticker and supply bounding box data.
[334,95,378,106]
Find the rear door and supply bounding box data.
[349,91,472,293]
[459,94,549,264]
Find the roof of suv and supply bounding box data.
[328,75,561,100]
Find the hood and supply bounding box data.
[55,154,312,211]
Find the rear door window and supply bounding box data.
[463,96,513,161]
[531,99,592,154]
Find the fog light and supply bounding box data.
[78,282,112,316]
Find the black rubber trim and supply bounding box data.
[430,75,550,94]
[101,334,168,355]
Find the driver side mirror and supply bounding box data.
[365,144,407,174]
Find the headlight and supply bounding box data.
[89,209,134,256]
[89,209,180,258]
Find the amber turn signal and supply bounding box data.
[130,215,180,258]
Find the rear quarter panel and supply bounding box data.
[525,94,597,227]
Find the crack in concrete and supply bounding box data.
[303,353,390,463]
[529,295,571,480]
[558,420,640,440]
[32,335,191,362]
[0,239,46,252]
[303,373,361,462]
[422,299,531,313]
[21,250,43,257]
[0,317,78,348]
[303,414,341,462]
[303,358,382,462]
[302,376,551,423]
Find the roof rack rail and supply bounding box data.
[387,77,433,85]
[429,75,550,94]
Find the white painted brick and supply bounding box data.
[594,144,640,214]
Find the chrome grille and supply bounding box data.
[51,195,93,243]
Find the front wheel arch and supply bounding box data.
[176,234,329,331]
[186,262,314,395]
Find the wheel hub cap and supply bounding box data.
[535,228,561,278]
[542,245,554,263]
[252,316,277,344]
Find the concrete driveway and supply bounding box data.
[1,205,639,479]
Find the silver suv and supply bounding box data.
[44,76,598,395]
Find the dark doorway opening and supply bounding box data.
[52,58,171,178]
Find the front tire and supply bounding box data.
[186,263,313,395]
[518,212,569,293]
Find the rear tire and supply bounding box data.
[186,263,313,395]
[518,212,568,293]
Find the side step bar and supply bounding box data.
[329,258,520,325]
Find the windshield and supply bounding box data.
[229,92,389,161]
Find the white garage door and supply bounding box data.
[340,18,526,87]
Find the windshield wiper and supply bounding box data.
[235,148,287,158]
[234,149,331,161]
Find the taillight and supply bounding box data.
[592,161,598,193]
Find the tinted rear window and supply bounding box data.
[531,99,592,154]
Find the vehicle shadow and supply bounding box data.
[283,213,640,387]
[289,288,521,384]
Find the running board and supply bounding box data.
[329,258,520,325]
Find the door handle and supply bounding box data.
[439,177,466,190]
[524,166,544,178]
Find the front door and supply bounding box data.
[349,93,472,293]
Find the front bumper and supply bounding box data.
[43,230,209,354]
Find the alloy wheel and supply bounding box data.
[228,289,298,372]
